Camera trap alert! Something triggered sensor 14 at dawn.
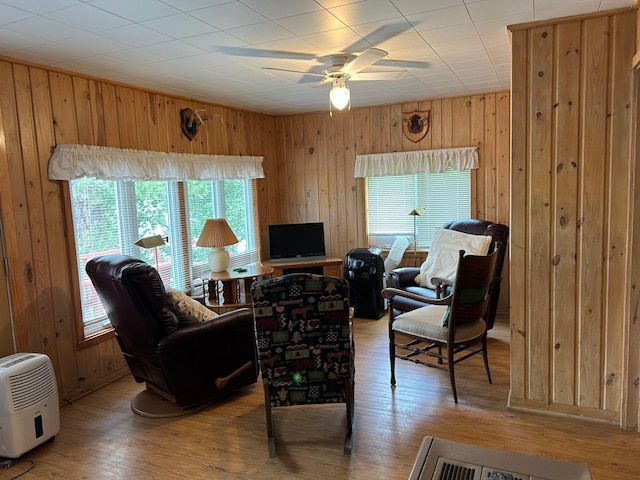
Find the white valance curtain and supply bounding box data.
[354,146,478,178]
[48,144,265,181]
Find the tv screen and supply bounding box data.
[268,222,326,261]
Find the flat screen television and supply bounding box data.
[268,222,326,262]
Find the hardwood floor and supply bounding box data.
[6,316,639,479]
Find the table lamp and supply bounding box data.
[408,207,426,266]
[196,218,239,272]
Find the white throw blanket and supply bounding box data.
[416,228,492,287]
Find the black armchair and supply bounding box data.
[86,254,259,411]
[388,219,508,330]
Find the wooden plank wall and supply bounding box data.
[509,9,638,429]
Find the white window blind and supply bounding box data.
[367,169,471,249]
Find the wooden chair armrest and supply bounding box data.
[381,287,452,306]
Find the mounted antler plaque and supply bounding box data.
[180,108,199,141]
[402,109,430,143]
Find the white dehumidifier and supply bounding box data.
[0,353,60,458]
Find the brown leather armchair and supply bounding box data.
[86,254,259,409]
[388,219,508,330]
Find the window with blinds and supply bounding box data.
[70,177,258,337]
[366,169,471,249]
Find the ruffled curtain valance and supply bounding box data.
[354,147,478,178]
[48,144,264,181]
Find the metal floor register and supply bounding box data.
[408,436,592,480]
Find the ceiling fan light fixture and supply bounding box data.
[329,78,350,111]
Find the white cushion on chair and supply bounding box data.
[415,228,492,287]
[384,236,410,275]
[392,305,486,343]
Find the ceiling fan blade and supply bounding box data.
[312,77,333,88]
[340,47,388,76]
[262,66,326,77]
[350,71,405,81]
[225,46,319,61]
[376,59,431,69]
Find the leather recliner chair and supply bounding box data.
[86,254,259,408]
[388,219,509,330]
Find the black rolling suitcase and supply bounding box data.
[343,248,385,319]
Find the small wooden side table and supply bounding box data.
[203,264,274,314]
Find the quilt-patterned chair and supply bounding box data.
[250,273,354,457]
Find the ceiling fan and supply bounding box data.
[261,47,406,113]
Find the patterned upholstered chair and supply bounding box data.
[251,273,354,457]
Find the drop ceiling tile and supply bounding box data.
[58,54,131,72]
[89,0,181,22]
[421,24,482,44]
[408,5,472,31]
[139,40,207,60]
[438,48,487,64]
[107,47,167,65]
[239,0,323,19]
[466,0,533,23]
[45,4,131,32]
[275,10,347,36]
[141,13,215,39]
[535,2,603,21]
[301,27,362,51]
[98,24,173,48]
[192,2,267,30]
[161,0,230,12]
[3,16,86,41]
[348,19,415,43]
[180,30,249,51]
[328,0,404,26]
[374,32,429,52]
[33,34,128,59]
[391,0,464,16]
[0,28,48,51]
[0,4,35,26]
[431,38,485,55]
[226,21,295,45]
[0,0,77,15]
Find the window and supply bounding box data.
[70,177,258,338]
[366,168,471,249]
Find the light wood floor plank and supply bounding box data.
[5,317,639,480]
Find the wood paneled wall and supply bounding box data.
[274,95,511,246]
[272,94,511,312]
[0,55,511,404]
[509,9,638,429]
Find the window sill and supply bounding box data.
[77,327,115,350]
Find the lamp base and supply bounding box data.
[208,247,230,272]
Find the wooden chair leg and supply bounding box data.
[448,346,458,403]
[389,328,397,385]
[482,335,492,384]
[262,380,276,458]
[344,378,354,455]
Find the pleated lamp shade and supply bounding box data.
[196,218,239,272]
